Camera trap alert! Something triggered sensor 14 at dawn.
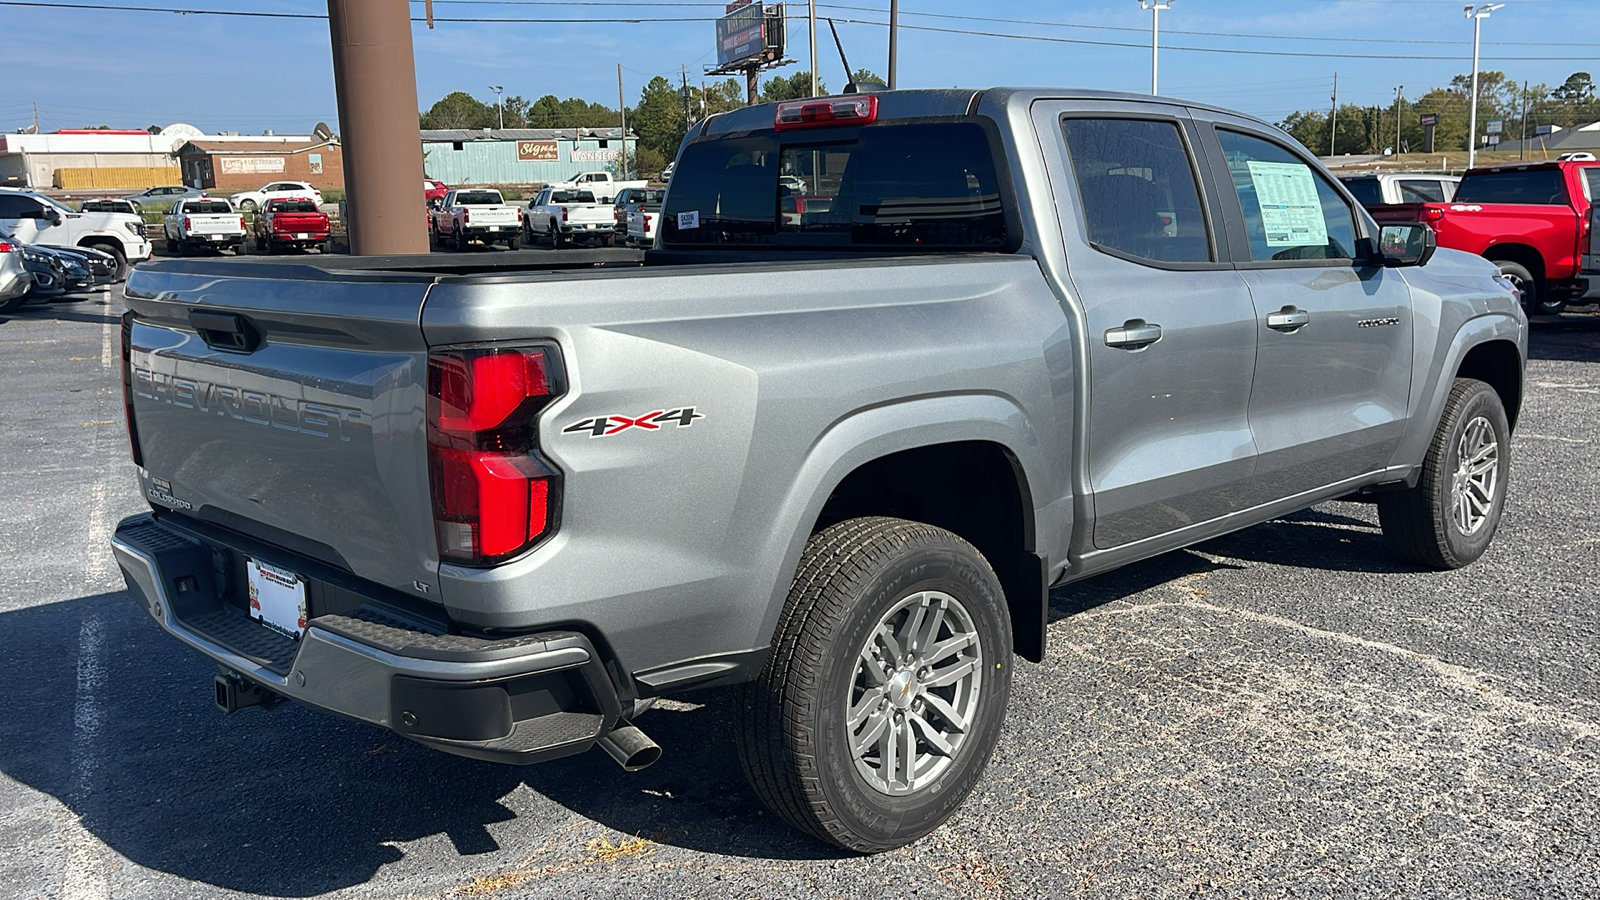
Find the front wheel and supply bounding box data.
[1378,378,1511,569]
[735,517,1013,852]
[238,199,257,213]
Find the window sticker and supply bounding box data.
[1245,161,1328,247]
[677,210,700,230]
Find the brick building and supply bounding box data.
[176,139,344,192]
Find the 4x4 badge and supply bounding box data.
[562,407,703,438]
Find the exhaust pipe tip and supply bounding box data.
[597,722,661,772]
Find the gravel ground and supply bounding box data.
[0,291,1595,899]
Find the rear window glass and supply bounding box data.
[183,201,234,214]
[661,121,1008,250]
[1454,169,1568,204]
[455,191,503,205]
[268,200,319,213]
[1340,177,1383,206]
[1397,179,1447,203]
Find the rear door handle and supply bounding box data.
[1265,307,1310,332]
[1104,320,1163,349]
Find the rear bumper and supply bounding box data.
[112,513,623,765]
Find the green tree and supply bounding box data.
[760,71,824,103]
[420,91,496,129]
[701,78,745,118]
[633,76,686,163]
[1552,72,1594,102]
[850,68,883,87]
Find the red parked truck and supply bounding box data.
[251,198,331,254]
[1368,159,1600,314]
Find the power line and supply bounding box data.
[9,1,1600,61]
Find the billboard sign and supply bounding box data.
[1486,118,1503,135]
[516,140,559,161]
[717,0,766,67]
[572,149,622,162]
[1418,112,1439,126]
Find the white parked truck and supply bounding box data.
[430,188,523,251]
[544,170,647,203]
[525,187,616,248]
[162,198,247,255]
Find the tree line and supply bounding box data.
[1279,71,1600,157]
[419,68,880,176]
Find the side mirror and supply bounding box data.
[1376,223,1436,268]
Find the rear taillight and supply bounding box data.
[561,207,569,222]
[1424,207,1446,222]
[0,241,13,252]
[427,346,563,565]
[183,216,191,230]
[120,311,143,467]
[773,94,878,131]
[463,209,471,223]
[239,216,246,229]
[643,214,652,230]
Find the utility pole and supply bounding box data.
[489,84,504,130]
[681,65,691,132]
[617,64,628,180]
[1139,0,1172,96]
[1330,72,1338,156]
[888,0,898,89]
[1520,79,1528,161]
[32,101,39,133]
[326,0,428,255]
[1465,4,1505,170]
[809,0,819,97]
[1394,85,1403,155]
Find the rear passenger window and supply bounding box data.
[1060,118,1212,263]
[1216,129,1357,263]
[1398,179,1446,203]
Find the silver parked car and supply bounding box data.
[0,229,33,312]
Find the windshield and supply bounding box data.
[1454,168,1568,205]
[661,121,1009,250]
[33,194,75,214]
[456,191,503,205]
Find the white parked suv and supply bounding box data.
[229,181,324,212]
[0,188,152,279]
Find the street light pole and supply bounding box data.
[1139,0,1172,96]
[809,0,818,96]
[489,84,505,130]
[1465,3,1504,170]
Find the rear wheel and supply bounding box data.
[506,235,520,251]
[735,517,1013,852]
[1494,260,1562,316]
[454,227,469,252]
[85,241,128,280]
[1378,378,1511,569]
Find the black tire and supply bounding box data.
[506,235,520,251]
[429,222,440,248]
[1493,260,1563,316]
[239,199,257,213]
[735,517,1013,852]
[454,227,469,252]
[165,238,178,255]
[1378,378,1511,570]
[0,291,24,314]
[83,242,128,281]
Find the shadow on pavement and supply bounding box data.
[0,592,838,897]
[2,294,120,326]
[1528,312,1600,364]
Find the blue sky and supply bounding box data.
[2,0,1596,135]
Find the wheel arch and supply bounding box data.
[1482,242,1546,284]
[761,395,1051,665]
[1456,338,1524,430]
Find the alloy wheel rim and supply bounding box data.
[847,590,982,796]
[1451,415,1499,537]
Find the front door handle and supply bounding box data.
[1104,320,1163,349]
[1266,306,1311,332]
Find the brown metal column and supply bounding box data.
[327,0,429,255]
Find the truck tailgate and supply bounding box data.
[186,213,244,235]
[123,262,441,597]
[270,212,330,234]
[467,206,520,227]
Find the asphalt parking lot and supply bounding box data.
[1,289,1596,899]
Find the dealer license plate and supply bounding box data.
[247,558,307,640]
[488,225,501,231]
[295,232,309,240]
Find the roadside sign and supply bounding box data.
[1487,119,1503,135]
[1487,134,1501,146]
[1419,112,1439,126]
[517,140,559,161]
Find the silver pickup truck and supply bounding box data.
[113,88,1526,853]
